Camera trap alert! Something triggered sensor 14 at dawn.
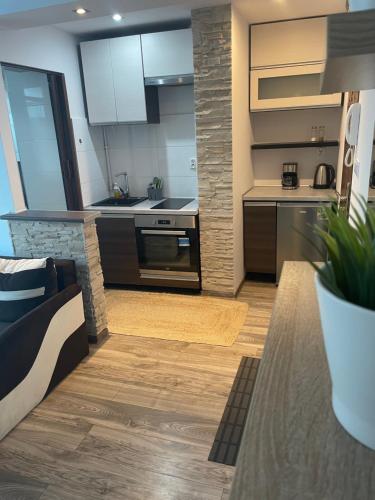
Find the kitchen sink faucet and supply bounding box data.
[114,172,130,198]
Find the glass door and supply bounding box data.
[250,63,342,112]
[2,65,82,210]
[136,228,198,273]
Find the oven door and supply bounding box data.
[136,227,200,281]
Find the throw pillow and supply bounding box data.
[0,257,58,322]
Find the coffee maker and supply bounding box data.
[281,163,299,190]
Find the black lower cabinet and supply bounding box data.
[244,203,277,276]
[96,217,140,285]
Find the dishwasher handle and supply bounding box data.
[277,202,331,208]
[244,201,277,207]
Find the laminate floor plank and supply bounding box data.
[33,392,221,448]
[112,383,228,420]
[1,436,223,500]
[71,360,237,401]
[0,470,47,500]
[76,424,234,488]
[12,412,90,451]
[0,280,276,500]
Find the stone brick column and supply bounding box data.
[192,5,235,295]
[4,210,107,342]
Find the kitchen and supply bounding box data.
[74,12,375,290]
[1,1,375,498]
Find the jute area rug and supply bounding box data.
[105,289,248,347]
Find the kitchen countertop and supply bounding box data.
[229,262,375,500]
[0,210,100,224]
[86,198,199,216]
[243,185,336,202]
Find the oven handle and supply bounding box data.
[140,229,187,236]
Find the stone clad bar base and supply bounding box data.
[5,211,107,342]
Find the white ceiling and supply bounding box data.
[0,0,348,33]
[0,0,225,31]
[57,6,192,35]
[0,0,73,16]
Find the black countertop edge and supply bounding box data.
[0,210,100,224]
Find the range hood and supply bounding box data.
[321,9,375,93]
[144,74,193,86]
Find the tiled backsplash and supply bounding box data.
[106,85,197,198]
[73,85,197,206]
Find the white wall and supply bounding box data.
[0,67,25,254]
[232,5,254,292]
[0,141,14,255]
[105,85,197,198]
[72,118,108,205]
[0,24,106,213]
[251,107,342,185]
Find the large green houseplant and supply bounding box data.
[312,198,375,449]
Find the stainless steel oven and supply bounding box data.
[135,214,200,289]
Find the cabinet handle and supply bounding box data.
[140,230,187,236]
[244,202,277,207]
[98,213,135,219]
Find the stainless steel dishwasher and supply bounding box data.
[276,202,330,282]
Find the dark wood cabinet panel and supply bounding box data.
[96,217,140,285]
[244,204,277,274]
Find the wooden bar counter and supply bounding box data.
[230,262,375,500]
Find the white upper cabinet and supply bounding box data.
[80,35,149,125]
[80,39,117,124]
[110,36,147,123]
[250,63,342,112]
[250,17,342,111]
[251,17,327,69]
[141,29,193,78]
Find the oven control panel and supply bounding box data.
[155,218,175,226]
[135,214,196,229]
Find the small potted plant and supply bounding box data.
[312,198,375,449]
[147,177,163,201]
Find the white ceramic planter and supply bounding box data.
[315,273,375,449]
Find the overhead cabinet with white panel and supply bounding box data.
[141,29,194,81]
[250,17,342,111]
[80,39,117,124]
[80,35,159,125]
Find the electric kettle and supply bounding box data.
[313,163,335,189]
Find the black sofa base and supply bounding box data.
[45,323,89,397]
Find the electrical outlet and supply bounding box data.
[190,158,197,170]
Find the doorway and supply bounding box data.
[1,63,83,210]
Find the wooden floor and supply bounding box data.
[0,280,276,500]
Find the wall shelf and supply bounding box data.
[251,141,339,150]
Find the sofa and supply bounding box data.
[0,259,89,440]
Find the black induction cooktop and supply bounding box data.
[151,198,194,210]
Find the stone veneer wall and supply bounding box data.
[192,4,235,295]
[9,219,107,340]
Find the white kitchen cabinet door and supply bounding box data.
[80,39,117,125]
[141,29,193,78]
[110,35,147,123]
[251,17,327,69]
[250,63,342,112]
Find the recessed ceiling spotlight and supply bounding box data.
[74,7,89,15]
[112,13,123,21]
